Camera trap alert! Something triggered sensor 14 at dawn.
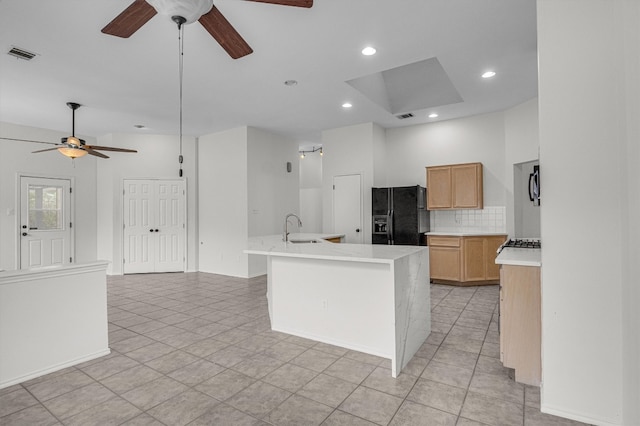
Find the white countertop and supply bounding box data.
[246,233,427,264]
[495,247,541,267]
[426,231,508,237]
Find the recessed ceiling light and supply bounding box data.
[428,113,438,118]
[361,46,376,56]
[284,79,298,86]
[342,102,353,109]
[482,71,496,79]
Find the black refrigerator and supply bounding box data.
[372,185,430,245]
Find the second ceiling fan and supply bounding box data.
[101,0,313,59]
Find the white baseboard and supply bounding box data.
[541,403,622,426]
[0,348,111,390]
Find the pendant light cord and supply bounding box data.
[178,21,185,177]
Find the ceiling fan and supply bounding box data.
[101,0,314,59]
[26,102,138,159]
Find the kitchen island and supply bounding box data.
[245,234,430,377]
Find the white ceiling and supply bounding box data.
[0,0,537,149]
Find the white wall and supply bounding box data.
[372,123,387,187]
[504,99,540,236]
[385,112,507,206]
[247,127,299,277]
[300,150,322,189]
[198,127,248,277]
[321,123,377,244]
[247,127,299,237]
[620,2,640,423]
[198,126,299,278]
[0,122,98,270]
[299,150,323,233]
[537,1,639,424]
[95,133,198,275]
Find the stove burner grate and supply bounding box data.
[498,238,541,252]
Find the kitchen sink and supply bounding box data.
[288,239,321,244]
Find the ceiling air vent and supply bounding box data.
[396,112,414,120]
[7,47,37,61]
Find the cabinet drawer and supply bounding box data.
[427,236,461,247]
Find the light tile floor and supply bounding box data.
[0,272,589,425]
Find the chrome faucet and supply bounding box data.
[283,213,302,242]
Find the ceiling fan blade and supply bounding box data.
[1,137,58,145]
[85,145,138,153]
[245,0,313,7]
[101,0,157,38]
[199,6,253,59]
[85,148,110,159]
[32,147,61,153]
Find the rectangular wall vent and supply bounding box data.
[396,112,414,120]
[8,47,37,60]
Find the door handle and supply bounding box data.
[150,229,154,232]
[356,228,360,233]
[22,232,28,237]
[154,229,159,233]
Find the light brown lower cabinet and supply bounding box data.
[427,235,506,285]
[499,264,541,386]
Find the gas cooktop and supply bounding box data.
[498,238,541,253]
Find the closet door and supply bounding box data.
[155,180,185,272]
[123,180,155,274]
[123,179,185,274]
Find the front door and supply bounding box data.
[333,174,363,243]
[123,179,185,273]
[20,176,73,269]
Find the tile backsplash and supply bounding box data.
[430,206,506,233]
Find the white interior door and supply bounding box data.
[155,181,185,272]
[333,174,363,243]
[123,180,154,274]
[20,176,72,269]
[123,179,185,274]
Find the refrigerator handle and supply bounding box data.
[387,187,393,245]
[389,210,394,245]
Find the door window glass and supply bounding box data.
[28,185,64,230]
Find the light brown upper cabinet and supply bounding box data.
[426,162,483,210]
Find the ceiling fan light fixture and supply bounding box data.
[146,0,213,24]
[58,146,88,158]
[66,136,82,147]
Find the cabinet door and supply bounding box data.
[500,265,541,386]
[462,237,486,281]
[429,246,461,281]
[426,166,452,209]
[485,236,507,280]
[452,163,483,209]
